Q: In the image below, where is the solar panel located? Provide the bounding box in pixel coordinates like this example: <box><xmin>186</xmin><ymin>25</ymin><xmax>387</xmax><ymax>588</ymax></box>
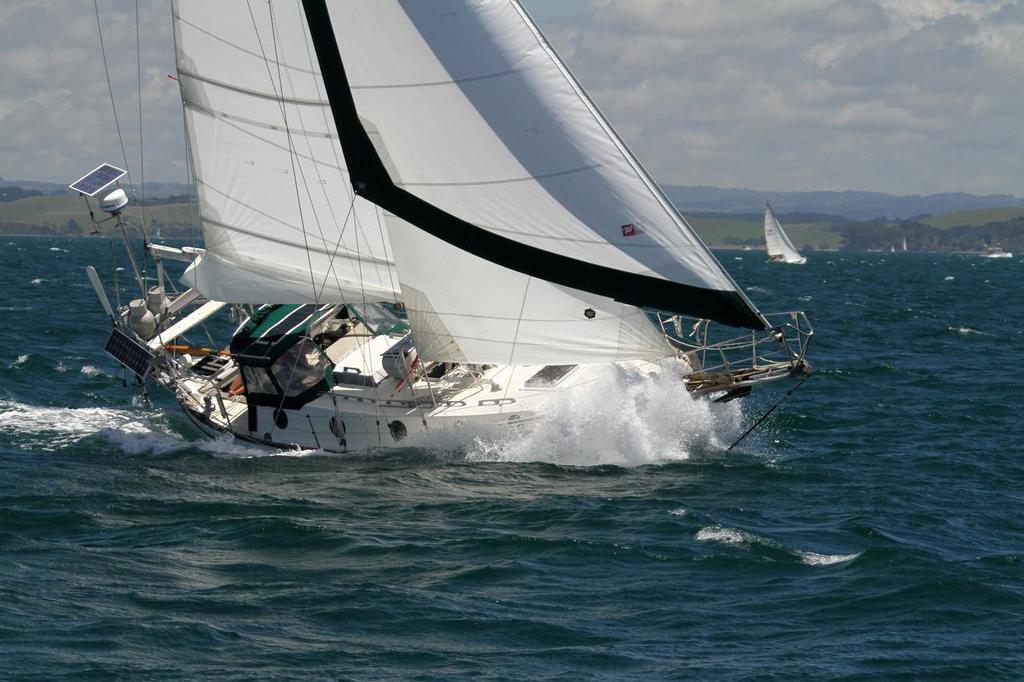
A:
<box><xmin>69</xmin><ymin>163</ymin><xmax>126</xmax><ymax>196</ymax></box>
<box><xmin>105</xmin><ymin>328</ymin><xmax>155</xmax><ymax>378</ymax></box>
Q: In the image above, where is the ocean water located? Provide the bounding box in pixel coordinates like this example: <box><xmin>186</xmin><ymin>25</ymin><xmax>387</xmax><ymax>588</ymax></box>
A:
<box><xmin>2</xmin><ymin>236</ymin><xmax>1023</xmax><ymax>679</ymax></box>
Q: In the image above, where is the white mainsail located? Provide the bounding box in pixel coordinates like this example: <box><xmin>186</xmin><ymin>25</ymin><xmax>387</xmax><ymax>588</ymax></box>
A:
<box><xmin>764</xmin><ymin>204</ymin><xmax>806</xmax><ymax>264</ymax></box>
<box><xmin>173</xmin><ymin>2</ymin><xmax>399</xmax><ymax>304</ymax></box>
<box><xmin>173</xmin><ymin>1</ymin><xmax>767</xmax><ymax>365</ymax></box>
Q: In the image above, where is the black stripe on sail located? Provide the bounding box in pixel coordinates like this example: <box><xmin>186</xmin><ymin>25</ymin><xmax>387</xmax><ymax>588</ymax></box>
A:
<box><xmin>301</xmin><ymin>0</ymin><xmax>765</xmax><ymax>330</ymax></box>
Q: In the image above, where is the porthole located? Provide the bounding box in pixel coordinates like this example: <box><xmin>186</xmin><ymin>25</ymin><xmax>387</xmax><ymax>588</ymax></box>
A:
<box><xmin>388</xmin><ymin>420</ymin><xmax>407</xmax><ymax>442</ymax></box>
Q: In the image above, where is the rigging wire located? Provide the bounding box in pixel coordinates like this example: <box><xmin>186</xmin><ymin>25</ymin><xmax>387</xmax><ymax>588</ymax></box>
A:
<box><xmin>135</xmin><ymin>0</ymin><xmax>147</xmax><ymax>236</ymax></box>
<box><xmin>248</xmin><ymin>0</ymin><xmax>317</xmax><ymax>440</ymax></box>
<box><xmin>726</xmin><ymin>375</ymin><xmax>809</xmax><ymax>452</ymax></box>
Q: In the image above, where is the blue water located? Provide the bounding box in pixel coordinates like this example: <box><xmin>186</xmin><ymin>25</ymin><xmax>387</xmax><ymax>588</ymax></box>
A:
<box><xmin>2</xmin><ymin>237</ymin><xmax>1023</xmax><ymax>679</ymax></box>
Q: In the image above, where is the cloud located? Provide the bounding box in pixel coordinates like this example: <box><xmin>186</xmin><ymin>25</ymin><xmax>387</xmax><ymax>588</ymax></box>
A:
<box><xmin>0</xmin><ymin>0</ymin><xmax>182</xmax><ymax>185</ymax></box>
<box><xmin>536</xmin><ymin>0</ymin><xmax>1024</xmax><ymax>194</ymax></box>
<box><xmin>0</xmin><ymin>0</ymin><xmax>1021</xmax><ymax>196</ymax></box>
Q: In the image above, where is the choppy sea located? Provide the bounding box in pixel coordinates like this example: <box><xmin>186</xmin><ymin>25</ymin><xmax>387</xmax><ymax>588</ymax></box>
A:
<box><xmin>2</xmin><ymin>236</ymin><xmax>1023</xmax><ymax>679</ymax></box>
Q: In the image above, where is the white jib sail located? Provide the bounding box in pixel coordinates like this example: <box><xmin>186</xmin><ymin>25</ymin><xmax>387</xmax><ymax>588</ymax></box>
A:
<box><xmin>325</xmin><ymin>0</ymin><xmax>761</xmax><ymax>362</ymax></box>
<box><xmin>764</xmin><ymin>205</ymin><xmax>806</xmax><ymax>264</ymax></box>
<box><xmin>173</xmin><ymin>2</ymin><xmax>400</xmax><ymax>304</ymax></box>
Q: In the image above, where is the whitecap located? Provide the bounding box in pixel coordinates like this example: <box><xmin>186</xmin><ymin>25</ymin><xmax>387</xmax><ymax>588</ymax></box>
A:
<box><xmin>54</xmin><ymin>362</ymin><xmax>69</xmax><ymax>373</ymax></box>
<box><xmin>944</xmin><ymin>276</ymin><xmax>955</xmax><ymax>281</ymax></box>
<box><xmin>949</xmin><ymin>325</ymin><xmax>987</xmax><ymax>336</ymax></box>
<box><xmin>695</xmin><ymin>525</ymin><xmax>760</xmax><ymax>545</ymax></box>
<box><xmin>0</xmin><ymin>399</ymin><xmax>182</xmax><ymax>454</ymax></box>
<box><xmin>696</xmin><ymin>523</ymin><xmax>861</xmax><ymax>567</ymax></box>
<box><xmin>11</xmin><ymin>354</ymin><xmax>29</xmax><ymax>367</ymax></box>
<box><xmin>746</xmin><ymin>286</ymin><xmax>771</xmax><ymax>295</ymax></box>
<box><xmin>80</xmin><ymin>364</ymin><xmax>111</xmax><ymax>378</ymax></box>
<box><xmin>796</xmin><ymin>550</ymin><xmax>861</xmax><ymax>566</ymax></box>
<box><xmin>669</xmin><ymin>507</ymin><xmax>688</xmax><ymax>517</ymax></box>
<box><xmin>407</xmin><ymin>360</ymin><xmax>743</xmax><ymax>467</ymax></box>
<box><xmin>30</xmin><ymin>278</ymin><xmax>44</xmax><ymax>285</ymax></box>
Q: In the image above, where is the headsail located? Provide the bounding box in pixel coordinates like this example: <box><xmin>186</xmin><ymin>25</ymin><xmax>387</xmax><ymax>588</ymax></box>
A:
<box><xmin>764</xmin><ymin>204</ymin><xmax>807</xmax><ymax>264</ymax></box>
<box><xmin>301</xmin><ymin>0</ymin><xmax>765</xmax><ymax>331</ymax></box>
<box><xmin>172</xmin><ymin>2</ymin><xmax>399</xmax><ymax>304</ymax></box>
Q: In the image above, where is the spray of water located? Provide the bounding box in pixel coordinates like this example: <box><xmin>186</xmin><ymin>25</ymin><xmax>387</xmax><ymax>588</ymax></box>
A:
<box><xmin>408</xmin><ymin>361</ymin><xmax>744</xmax><ymax>466</ymax></box>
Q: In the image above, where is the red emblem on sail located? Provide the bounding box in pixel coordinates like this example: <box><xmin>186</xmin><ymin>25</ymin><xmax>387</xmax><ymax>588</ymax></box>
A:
<box><xmin>621</xmin><ymin>223</ymin><xmax>642</xmax><ymax>237</ymax></box>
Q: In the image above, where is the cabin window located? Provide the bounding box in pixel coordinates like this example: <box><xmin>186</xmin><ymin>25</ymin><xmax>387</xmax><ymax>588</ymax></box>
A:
<box><xmin>269</xmin><ymin>337</ymin><xmax>332</xmax><ymax>398</ymax></box>
<box><xmin>525</xmin><ymin>365</ymin><xmax>577</xmax><ymax>387</ymax></box>
<box><xmin>240</xmin><ymin>366</ymin><xmax>276</xmax><ymax>396</ymax></box>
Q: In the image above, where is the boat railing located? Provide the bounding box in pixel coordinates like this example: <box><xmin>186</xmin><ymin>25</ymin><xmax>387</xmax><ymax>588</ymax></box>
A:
<box><xmin>655</xmin><ymin>311</ymin><xmax>813</xmax><ymax>397</ymax></box>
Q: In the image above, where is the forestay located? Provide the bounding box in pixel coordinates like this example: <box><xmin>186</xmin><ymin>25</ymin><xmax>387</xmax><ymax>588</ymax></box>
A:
<box><xmin>172</xmin><ymin>2</ymin><xmax>399</xmax><ymax>304</ymax></box>
<box><xmin>764</xmin><ymin>204</ymin><xmax>806</xmax><ymax>264</ymax></box>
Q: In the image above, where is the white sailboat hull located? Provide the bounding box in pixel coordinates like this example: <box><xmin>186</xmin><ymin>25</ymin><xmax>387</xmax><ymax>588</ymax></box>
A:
<box><xmin>168</xmin><ymin>355</ymin><xmax>686</xmax><ymax>452</ymax></box>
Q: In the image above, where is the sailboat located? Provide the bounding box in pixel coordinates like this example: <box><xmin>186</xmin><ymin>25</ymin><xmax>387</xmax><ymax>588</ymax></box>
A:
<box><xmin>75</xmin><ymin>1</ymin><xmax>811</xmax><ymax>452</ymax></box>
<box><xmin>763</xmin><ymin>203</ymin><xmax>807</xmax><ymax>264</ymax></box>
<box><xmin>901</xmin><ymin>236</ymin><xmax>908</xmax><ymax>252</ymax></box>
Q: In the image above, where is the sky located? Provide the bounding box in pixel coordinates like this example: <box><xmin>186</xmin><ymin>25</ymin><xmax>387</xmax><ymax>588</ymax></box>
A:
<box><xmin>0</xmin><ymin>0</ymin><xmax>1022</xmax><ymax>196</ymax></box>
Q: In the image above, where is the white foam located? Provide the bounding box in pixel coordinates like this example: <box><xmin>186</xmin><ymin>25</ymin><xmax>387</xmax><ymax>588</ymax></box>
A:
<box><xmin>409</xmin><ymin>361</ymin><xmax>742</xmax><ymax>467</ymax></box>
<box><xmin>944</xmin><ymin>276</ymin><xmax>956</xmax><ymax>281</ymax></box>
<box><xmin>696</xmin><ymin>523</ymin><xmax>862</xmax><ymax>566</ymax></box>
<box><xmin>0</xmin><ymin>399</ymin><xmax>182</xmax><ymax>454</ymax></box>
<box><xmin>54</xmin><ymin>362</ymin><xmax>69</xmax><ymax>373</ymax></box>
<box><xmin>12</xmin><ymin>354</ymin><xmax>29</xmax><ymax>367</ymax></box>
<box><xmin>195</xmin><ymin>434</ymin><xmax>319</xmax><ymax>459</ymax></box>
<box><xmin>695</xmin><ymin>525</ymin><xmax>760</xmax><ymax>545</ymax></box>
<box><xmin>80</xmin><ymin>364</ymin><xmax>112</xmax><ymax>378</ymax></box>
<box><xmin>949</xmin><ymin>325</ymin><xmax>987</xmax><ymax>336</ymax></box>
<box><xmin>796</xmin><ymin>550</ymin><xmax>861</xmax><ymax>566</ymax></box>
<box><xmin>669</xmin><ymin>507</ymin><xmax>688</xmax><ymax>517</ymax></box>
<box><xmin>30</xmin><ymin>278</ymin><xmax>44</xmax><ymax>285</ymax></box>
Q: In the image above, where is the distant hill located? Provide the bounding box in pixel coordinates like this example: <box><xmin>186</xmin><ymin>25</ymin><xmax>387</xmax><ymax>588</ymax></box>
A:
<box><xmin>1</xmin><ymin>179</ymin><xmax>1022</xmax><ymax>253</ymax></box>
<box><xmin>664</xmin><ymin>185</ymin><xmax>1024</xmax><ymax>221</ymax></box>
<box><xmin>0</xmin><ymin>177</ymin><xmax>193</xmax><ymax>199</ymax></box>
<box><xmin>0</xmin><ymin>194</ymin><xmax>197</xmax><ymax>237</ymax></box>
<box><xmin>922</xmin><ymin>207</ymin><xmax>1024</xmax><ymax>229</ymax></box>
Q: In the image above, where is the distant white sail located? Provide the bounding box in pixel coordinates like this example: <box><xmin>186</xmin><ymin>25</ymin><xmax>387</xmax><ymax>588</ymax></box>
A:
<box><xmin>764</xmin><ymin>204</ymin><xmax>806</xmax><ymax>264</ymax></box>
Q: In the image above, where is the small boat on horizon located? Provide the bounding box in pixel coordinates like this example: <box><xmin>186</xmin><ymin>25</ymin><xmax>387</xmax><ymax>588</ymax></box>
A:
<box><xmin>764</xmin><ymin>203</ymin><xmax>807</xmax><ymax>264</ymax></box>
<box><xmin>981</xmin><ymin>245</ymin><xmax>1013</xmax><ymax>258</ymax></box>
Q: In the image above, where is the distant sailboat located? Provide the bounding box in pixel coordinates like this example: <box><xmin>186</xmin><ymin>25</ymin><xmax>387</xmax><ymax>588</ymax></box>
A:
<box><xmin>901</xmin><ymin>236</ymin><xmax>908</xmax><ymax>252</ymax></box>
<box><xmin>981</xmin><ymin>244</ymin><xmax>1013</xmax><ymax>258</ymax></box>
<box><xmin>764</xmin><ymin>203</ymin><xmax>807</xmax><ymax>264</ymax></box>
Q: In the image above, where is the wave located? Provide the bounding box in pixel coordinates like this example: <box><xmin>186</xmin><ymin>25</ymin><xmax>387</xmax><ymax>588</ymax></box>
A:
<box><xmin>407</xmin><ymin>361</ymin><xmax>743</xmax><ymax>467</ymax></box>
<box><xmin>0</xmin><ymin>399</ymin><xmax>183</xmax><ymax>454</ymax></box>
<box><xmin>948</xmin><ymin>325</ymin><xmax>988</xmax><ymax>336</ymax></box>
<box><xmin>695</xmin><ymin>524</ymin><xmax>861</xmax><ymax>567</ymax></box>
